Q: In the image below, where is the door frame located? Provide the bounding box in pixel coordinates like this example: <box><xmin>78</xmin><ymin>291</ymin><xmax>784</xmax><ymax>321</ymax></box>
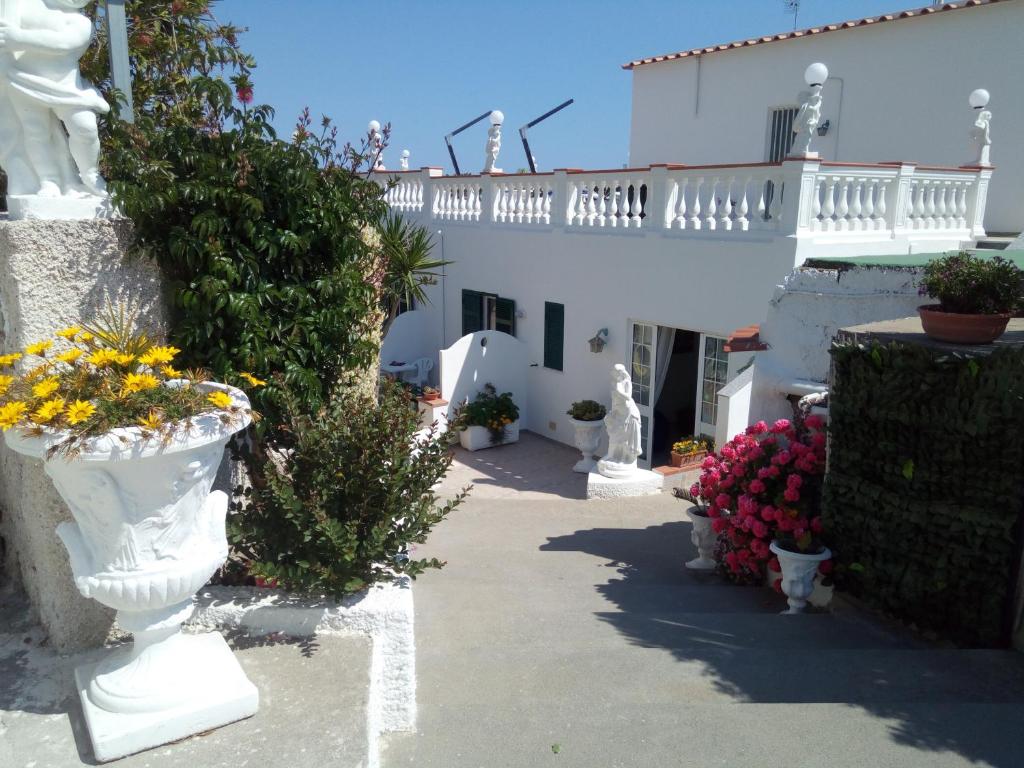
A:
<box><xmin>627</xmin><ymin>319</ymin><xmax>658</xmax><ymax>468</ymax></box>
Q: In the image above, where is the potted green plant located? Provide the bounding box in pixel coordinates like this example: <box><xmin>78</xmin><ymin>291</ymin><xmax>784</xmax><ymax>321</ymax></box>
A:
<box><xmin>670</xmin><ymin>436</ymin><xmax>712</xmax><ymax>470</ymax></box>
<box><xmin>451</xmin><ymin>383</ymin><xmax>520</xmax><ymax>451</ymax></box>
<box><xmin>421</xmin><ymin>386</ymin><xmax>442</xmax><ymax>403</ymax></box>
<box><xmin>917</xmin><ymin>251</ymin><xmax>1023</xmax><ymax>344</ymax></box>
<box><xmin>566</xmin><ymin>400</ymin><xmax>607</xmax><ymax>473</ymax></box>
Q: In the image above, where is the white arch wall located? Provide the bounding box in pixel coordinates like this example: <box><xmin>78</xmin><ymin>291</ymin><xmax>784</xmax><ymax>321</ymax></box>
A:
<box><xmin>380</xmin><ymin>309</ymin><xmax>443</xmax><ymax>386</ymax></box>
<box><xmin>440</xmin><ymin>331</ymin><xmax>529</xmax><ymax>428</ymax></box>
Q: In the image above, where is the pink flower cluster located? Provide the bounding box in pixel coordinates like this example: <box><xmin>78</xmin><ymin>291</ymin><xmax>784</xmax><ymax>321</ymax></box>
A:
<box><xmin>691</xmin><ymin>416</ymin><xmax>829</xmax><ymax>583</ymax></box>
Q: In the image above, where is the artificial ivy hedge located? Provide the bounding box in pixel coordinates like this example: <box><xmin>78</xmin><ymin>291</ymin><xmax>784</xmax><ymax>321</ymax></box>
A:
<box><xmin>823</xmin><ymin>338</ymin><xmax>1024</xmax><ymax>646</ymax></box>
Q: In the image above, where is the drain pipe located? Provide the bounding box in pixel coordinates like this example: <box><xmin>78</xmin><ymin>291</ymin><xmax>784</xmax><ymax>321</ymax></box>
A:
<box><xmin>438</xmin><ymin>228</ymin><xmax>446</xmax><ymax>348</ymax></box>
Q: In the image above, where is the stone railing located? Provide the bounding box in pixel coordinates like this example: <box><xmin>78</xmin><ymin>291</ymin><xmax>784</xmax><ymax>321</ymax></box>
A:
<box><xmin>373</xmin><ymin>158</ymin><xmax>991</xmax><ymax>245</ymax></box>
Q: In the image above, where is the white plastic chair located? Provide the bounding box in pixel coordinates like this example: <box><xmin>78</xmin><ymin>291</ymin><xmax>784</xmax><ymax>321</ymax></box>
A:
<box><xmin>410</xmin><ymin>357</ymin><xmax>434</xmax><ymax>386</ymax></box>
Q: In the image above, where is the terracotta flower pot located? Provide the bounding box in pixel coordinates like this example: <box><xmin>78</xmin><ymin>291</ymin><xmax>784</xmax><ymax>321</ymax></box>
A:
<box><xmin>670</xmin><ymin>449</ymin><xmax>707</xmax><ymax>470</ymax></box>
<box><xmin>918</xmin><ymin>304</ymin><xmax>1011</xmax><ymax>344</ymax></box>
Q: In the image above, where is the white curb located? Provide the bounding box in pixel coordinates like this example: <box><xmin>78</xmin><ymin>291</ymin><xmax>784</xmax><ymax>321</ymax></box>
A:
<box><xmin>189</xmin><ymin>577</ymin><xmax>416</xmax><ymax>768</ymax></box>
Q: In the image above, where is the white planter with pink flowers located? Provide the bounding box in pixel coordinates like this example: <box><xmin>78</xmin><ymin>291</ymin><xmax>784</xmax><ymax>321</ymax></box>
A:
<box><xmin>770</xmin><ymin>541</ymin><xmax>832</xmax><ymax>614</ymax></box>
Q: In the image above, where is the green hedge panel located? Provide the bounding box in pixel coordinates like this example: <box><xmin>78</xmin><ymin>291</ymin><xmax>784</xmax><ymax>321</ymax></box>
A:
<box><xmin>823</xmin><ymin>339</ymin><xmax>1024</xmax><ymax>646</ymax></box>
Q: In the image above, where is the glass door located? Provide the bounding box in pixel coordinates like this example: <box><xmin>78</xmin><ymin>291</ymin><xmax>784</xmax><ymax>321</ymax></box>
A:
<box><xmin>629</xmin><ymin>321</ymin><xmax>657</xmax><ymax>468</ymax></box>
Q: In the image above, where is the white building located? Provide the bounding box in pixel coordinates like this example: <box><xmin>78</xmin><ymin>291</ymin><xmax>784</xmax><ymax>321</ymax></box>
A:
<box><xmin>376</xmin><ymin>1</ymin><xmax>1004</xmax><ymax>469</ymax></box>
<box><xmin>626</xmin><ymin>0</ymin><xmax>1022</xmax><ymax>235</ymax></box>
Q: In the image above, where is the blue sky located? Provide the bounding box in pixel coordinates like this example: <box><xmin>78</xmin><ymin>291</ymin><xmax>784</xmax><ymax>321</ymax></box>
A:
<box><xmin>217</xmin><ymin>0</ymin><xmax>924</xmax><ymax>173</ymax></box>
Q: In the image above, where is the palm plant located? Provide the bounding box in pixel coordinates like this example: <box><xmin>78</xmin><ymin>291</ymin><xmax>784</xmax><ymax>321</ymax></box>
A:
<box><xmin>379</xmin><ymin>212</ymin><xmax>450</xmax><ymax>335</ymax></box>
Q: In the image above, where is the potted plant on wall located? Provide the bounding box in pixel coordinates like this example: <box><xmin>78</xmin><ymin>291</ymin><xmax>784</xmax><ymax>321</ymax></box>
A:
<box><xmin>452</xmin><ymin>383</ymin><xmax>520</xmax><ymax>451</ymax></box>
<box><xmin>567</xmin><ymin>400</ymin><xmax>607</xmax><ymax>473</ymax></box>
<box><xmin>670</xmin><ymin>436</ymin><xmax>713</xmax><ymax>470</ymax></box>
<box><xmin>0</xmin><ymin>310</ymin><xmax>258</xmax><ymax>725</ymax></box>
<box><xmin>421</xmin><ymin>386</ymin><xmax>442</xmax><ymax>403</ymax></box>
<box><xmin>917</xmin><ymin>251</ymin><xmax>1023</xmax><ymax>344</ymax></box>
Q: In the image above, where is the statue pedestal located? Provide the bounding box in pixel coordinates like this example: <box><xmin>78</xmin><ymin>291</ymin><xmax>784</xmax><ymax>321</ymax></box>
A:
<box><xmin>586</xmin><ymin>469</ymin><xmax>664</xmax><ymax>500</ymax></box>
<box><xmin>7</xmin><ymin>194</ymin><xmax>116</xmax><ymax>222</ymax></box>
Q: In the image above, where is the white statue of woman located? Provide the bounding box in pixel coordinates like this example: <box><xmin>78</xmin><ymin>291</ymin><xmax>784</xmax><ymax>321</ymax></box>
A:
<box><xmin>597</xmin><ymin>364</ymin><xmax>643</xmax><ymax>479</ymax></box>
<box><xmin>483</xmin><ymin>110</ymin><xmax>502</xmax><ymax>174</ymax></box>
<box><xmin>0</xmin><ymin>0</ymin><xmax>110</xmax><ymax>202</ymax></box>
<box><xmin>971</xmin><ymin>108</ymin><xmax>992</xmax><ymax>166</ymax></box>
<box><xmin>791</xmin><ymin>86</ymin><xmax>823</xmax><ymax>157</ymax></box>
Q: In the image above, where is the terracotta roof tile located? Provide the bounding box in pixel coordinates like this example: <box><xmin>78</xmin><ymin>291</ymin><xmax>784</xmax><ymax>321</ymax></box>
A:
<box><xmin>623</xmin><ymin>0</ymin><xmax>1009</xmax><ymax>69</ymax></box>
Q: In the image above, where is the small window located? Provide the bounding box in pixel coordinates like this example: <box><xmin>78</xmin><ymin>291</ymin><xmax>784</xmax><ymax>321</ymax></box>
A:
<box><xmin>700</xmin><ymin>335</ymin><xmax>728</xmax><ymax>426</ymax></box>
<box><xmin>462</xmin><ymin>289</ymin><xmax>516</xmax><ymax>337</ymax></box>
<box><xmin>543</xmin><ymin>302</ymin><xmax>564</xmax><ymax>371</ymax></box>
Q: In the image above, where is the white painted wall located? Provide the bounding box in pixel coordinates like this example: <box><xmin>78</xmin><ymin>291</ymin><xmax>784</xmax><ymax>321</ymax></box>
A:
<box><xmin>415</xmin><ymin>223</ymin><xmax>800</xmax><ymax>449</ymax></box>
<box><xmin>628</xmin><ymin>1</ymin><xmax>1024</xmax><ymax>233</ymax></box>
<box><xmin>439</xmin><ymin>330</ymin><xmax>529</xmax><ymax>429</ymax></box>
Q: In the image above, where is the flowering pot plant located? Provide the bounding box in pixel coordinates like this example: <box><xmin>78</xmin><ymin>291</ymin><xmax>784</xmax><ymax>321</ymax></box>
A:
<box><xmin>917</xmin><ymin>252</ymin><xmax>1023</xmax><ymax>344</ymax></box>
<box><xmin>422</xmin><ymin>386</ymin><xmax>442</xmax><ymax>402</ymax></box>
<box><xmin>692</xmin><ymin>416</ymin><xmax>831</xmax><ymax>590</ymax></box>
<box><xmin>451</xmin><ymin>383</ymin><xmax>519</xmax><ymax>447</ymax></box>
<box><xmin>567</xmin><ymin>400</ymin><xmax>606</xmax><ymax>473</ymax></box>
<box><xmin>1</xmin><ymin>310</ymin><xmax>263</xmax><ymax>731</ymax></box>
<box><xmin>670</xmin><ymin>435</ymin><xmax>712</xmax><ymax>469</ymax></box>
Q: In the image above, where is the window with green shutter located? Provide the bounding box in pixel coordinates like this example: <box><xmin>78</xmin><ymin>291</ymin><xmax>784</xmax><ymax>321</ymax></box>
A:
<box><xmin>495</xmin><ymin>297</ymin><xmax>516</xmax><ymax>336</ymax></box>
<box><xmin>462</xmin><ymin>290</ymin><xmax>483</xmax><ymax>336</ymax></box>
<box><xmin>543</xmin><ymin>302</ymin><xmax>564</xmax><ymax>371</ymax></box>
<box><xmin>463</xmin><ymin>290</ymin><xmax>517</xmax><ymax>337</ymax></box>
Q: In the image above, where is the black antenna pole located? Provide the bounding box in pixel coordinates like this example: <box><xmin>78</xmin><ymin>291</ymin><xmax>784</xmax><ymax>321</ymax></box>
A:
<box><xmin>519</xmin><ymin>98</ymin><xmax>574</xmax><ymax>173</ymax></box>
<box><xmin>444</xmin><ymin>110</ymin><xmax>492</xmax><ymax>175</ymax></box>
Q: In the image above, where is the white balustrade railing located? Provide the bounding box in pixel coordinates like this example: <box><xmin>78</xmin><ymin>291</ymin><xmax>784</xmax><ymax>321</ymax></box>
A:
<box><xmin>374</xmin><ymin>160</ymin><xmax>990</xmax><ymax>244</ymax></box>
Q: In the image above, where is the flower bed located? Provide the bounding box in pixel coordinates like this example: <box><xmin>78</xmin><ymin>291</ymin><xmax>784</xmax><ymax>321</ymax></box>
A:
<box><xmin>670</xmin><ymin>436</ymin><xmax>712</xmax><ymax>470</ymax></box>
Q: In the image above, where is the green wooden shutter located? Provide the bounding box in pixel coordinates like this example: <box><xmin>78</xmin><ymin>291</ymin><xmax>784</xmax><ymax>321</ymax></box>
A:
<box><xmin>495</xmin><ymin>297</ymin><xmax>516</xmax><ymax>336</ymax></box>
<box><xmin>462</xmin><ymin>290</ymin><xmax>482</xmax><ymax>335</ymax></box>
<box><xmin>543</xmin><ymin>302</ymin><xmax>564</xmax><ymax>371</ymax></box>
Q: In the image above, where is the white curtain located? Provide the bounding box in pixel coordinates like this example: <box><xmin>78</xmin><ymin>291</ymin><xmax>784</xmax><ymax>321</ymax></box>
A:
<box><xmin>653</xmin><ymin>326</ymin><xmax>676</xmax><ymax>404</ymax></box>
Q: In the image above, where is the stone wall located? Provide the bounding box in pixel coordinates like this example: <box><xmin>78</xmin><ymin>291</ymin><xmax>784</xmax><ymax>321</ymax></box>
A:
<box><xmin>0</xmin><ymin>219</ymin><xmax>166</xmax><ymax>650</ymax></box>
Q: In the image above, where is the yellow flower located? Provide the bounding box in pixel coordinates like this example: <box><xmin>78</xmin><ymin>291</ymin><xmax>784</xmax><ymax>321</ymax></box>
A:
<box><xmin>0</xmin><ymin>375</ymin><xmax>12</xmax><ymax>395</ymax></box>
<box><xmin>86</xmin><ymin>349</ymin><xmax>119</xmax><ymax>368</ymax></box>
<box><xmin>23</xmin><ymin>364</ymin><xmax>51</xmax><ymax>381</ymax></box>
<box><xmin>32</xmin><ymin>398</ymin><xmax>65</xmax><ymax>425</ymax></box>
<box><xmin>78</xmin><ymin>332</ymin><xmax>94</xmax><ymax>343</ymax></box>
<box><xmin>0</xmin><ymin>353</ymin><xmax>22</xmax><ymax>368</ymax></box>
<box><xmin>161</xmin><ymin>365</ymin><xmax>183</xmax><ymax>379</ymax></box>
<box><xmin>114</xmin><ymin>353</ymin><xmax>136</xmax><ymax>366</ymax></box>
<box><xmin>0</xmin><ymin>401</ymin><xmax>28</xmax><ymax>430</ymax></box>
<box><xmin>239</xmin><ymin>372</ymin><xmax>267</xmax><ymax>387</ymax></box>
<box><xmin>138</xmin><ymin>410</ymin><xmax>163</xmax><ymax>430</ymax></box>
<box><xmin>32</xmin><ymin>377</ymin><xmax>61</xmax><ymax>400</ymax></box>
<box><xmin>24</xmin><ymin>340</ymin><xmax>52</xmax><ymax>357</ymax></box>
<box><xmin>55</xmin><ymin>348</ymin><xmax>84</xmax><ymax>365</ymax></box>
<box><xmin>207</xmin><ymin>391</ymin><xmax>234</xmax><ymax>410</ymax></box>
<box><xmin>138</xmin><ymin>346</ymin><xmax>180</xmax><ymax>367</ymax></box>
<box><xmin>55</xmin><ymin>326</ymin><xmax>82</xmax><ymax>340</ymax></box>
<box><xmin>122</xmin><ymin>372</ymin><xmax>160</xmax><ymax>394</ymax></box>
<box><xmin>66</xmin><ymin>400</ymin><xmax>96</xmax><ymax>425</ymax></box>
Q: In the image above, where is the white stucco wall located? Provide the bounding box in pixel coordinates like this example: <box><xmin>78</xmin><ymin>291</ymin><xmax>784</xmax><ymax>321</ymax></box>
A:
<box><xmin>414</xmin><ymin>223</ymin><xmax>800</xmax><ymax>449</ymax></box>
<box><xmin>380</xmin><ymin>309</ymin><xmax>443</xmax><ymax>386</ymax></box>
<box><xmin>627</xmin><ymin>1</ymin><xmax>1024</xmax><ymax>233</ymax></box>
<box><xmin>439</xmin><ymin>330</ymin><xmax>529</xmax><ymax>428</ymax></box>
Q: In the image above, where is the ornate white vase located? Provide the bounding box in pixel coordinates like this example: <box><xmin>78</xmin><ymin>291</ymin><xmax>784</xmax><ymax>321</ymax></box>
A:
<box><xmin>4</xmin><ymin>382</ymin><xmax>257</xmax><ymax>762</ymax></box>
<box><xmin>569</xmin><ymin>418</ymin><xmax>603</xmax><ymax>473</ymax></box>
<box><xmin>769</xmin><ymin>541</ymin><xmax>832</xmax><ymax>615</ymax></box>
<box><xmin>685</xmin><ymin>508</ymin><xmax>717</xmax><ymax>570</ymax></box>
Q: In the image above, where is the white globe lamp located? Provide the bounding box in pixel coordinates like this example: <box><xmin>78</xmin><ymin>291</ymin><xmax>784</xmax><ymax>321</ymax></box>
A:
<box><xmin>969</xmin><ymin>88</ymin><xmax>990</xmax><ymax>109</ymax></box>
<box><xmin>489</xmin><ymin>110</ymin><xmax>504</xmax><ymax>126</ymax></box>
<box><xmin>804</xmin><ymin>62</ymin><xmax>828</xmax><ymax>87</ymax></box>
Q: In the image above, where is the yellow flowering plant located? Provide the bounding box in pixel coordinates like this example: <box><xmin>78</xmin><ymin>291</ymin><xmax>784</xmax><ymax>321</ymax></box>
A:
<box><xmin>0</xmin><ymin>307</ymin><xmax>255</xmax><ymax>452</ymax></box>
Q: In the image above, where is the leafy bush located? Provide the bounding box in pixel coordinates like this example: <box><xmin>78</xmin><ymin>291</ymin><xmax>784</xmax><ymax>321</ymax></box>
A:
<box><xmin>824</xmin><ymin>339</ymin><xmax>1024</xmax><ymax>646</ymax></box>
<box><xmin>692</xmin><ymin>417</ymin><xmax>829</xmax><ymax>585</ymax></box>
<box><xmin>452</xmin><ymin>384</ymin><xmax>519</xmax><ymax>444</ymax></box>
<box><xmin>919</xmin><ymin>251</ymin><xmax>1023</xmax><ymax>314</ymax></box>
<box><xmin>567</xmin><ymin>399</ymin><xmax>606</xmax><ymax>421</ymax></box>
<box><xmin>230</xmin><ymin>380</ymin><xmax>468</xmax><ymax>595</ymax></box>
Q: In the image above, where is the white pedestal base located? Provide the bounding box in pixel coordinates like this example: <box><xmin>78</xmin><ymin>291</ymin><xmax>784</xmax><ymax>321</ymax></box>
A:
<box><xmin>7</xmin><ymin>193</ymin><xmax>116</xmax><ymax>221</ymax></box>
<box><xmin>586</xmin><ymin>468</ymin><xmax>664</xmax><ymax>500</ymax></box>
<box><xmin>573</xmin><ymin>456</ymin><xmax>597</xmax><ymax>473</ymax></box>
<box><xmin>77</xmin><ymin>632</ymin><xmax>258</xmax><ymax>763</ymax></box>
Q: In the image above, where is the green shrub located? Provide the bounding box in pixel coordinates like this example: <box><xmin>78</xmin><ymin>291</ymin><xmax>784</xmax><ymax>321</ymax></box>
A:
<box><xmin>567</xmin><ymin>400</ymin><xmax>606</xmax><ymax>421</ymax></box>
<box><xmin>824</xmin><ymin>339</ymin><xmax>1024</xmax><ymax>646</ymax></box>
<box><xmin>230</xmin><ymin>380</ymin><xmax>469</xmax><ymax>595</ymax></box>
<box><xmin>919</xmin><ymin>251</ymin><xmax>1023</xmax><ymax>314</ymax></box>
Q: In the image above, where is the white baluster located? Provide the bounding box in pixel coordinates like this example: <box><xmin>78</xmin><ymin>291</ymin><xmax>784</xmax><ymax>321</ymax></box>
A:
<box><xmin>595</xmin><ymin>183</ymin><xmax>606</xmax><ymax>227</ymax></box>
<box><xmin>690</xmin><ymin>177</ymin><xmax>703</xmax><ymax>230</ymax></box>
<box><xmin>911</xmin><ymin>182</ymin><xmax>926</xmax><ymax>230</ymax></box>
<box><xmin>835</xmin><ymin>178</ymin><xmax>850</xmax><ymax>231</ymax></box>
<box><xmin>861</xmin><ymin>180</ymin><xmax>875</xmax><ymax>231</ymax></box>
<box><xmin>585</xmin><ymin>182</ymin><xmax>597</xmax><ymax>225</ymax></box>
<box><xmin>767</xmin><ymin>175</ymin><xmax>783</xmax><ymax>225</ymax></box>
<box><xmin>542</xmin><ymin>182</ymin><xmax>552</xmax><ymax>224</ymax></box>
<box><xmin>924</xmin><ymin>181</ymin><xmax>937</xmax><ymax>229</ymax></box>
<box><xmin>874</xmin><ymin>181</ymin><xmax>888</xmax><ymax>230</ymax></box>
<box><xmin>719</xmin><ymin>177</ymin><xmax>733</xmax><ymax>230</ymax></box>
<box><xmin>735</xmin><ymin>176</ymin><xmax>749</xmax><ymax>231</ymax></box>
<box><xmin>810</xmin><ymin>178</ymin><xmax>823</xmax><ymax>231</ymax></box>
<box><xmin>632</xmin><ymin>182</ymin><xmax>645</xmax><ymax>228</ymax></box>
<box><xmin>755</xmin><ymin>178</ymin><xmax>768</xmax><ymax>230</ymax></box>
<box><xmin>675</xmin><ymin>178</ymin><xmax>689</xmax><ymax>229</ymax></box>
<box><xmin>575</xmin><ymin>181</ymin><xmax>587</xmax><ymax>225</ymax></box>
<box><xmin>513</xmin><ymin>183</ymin><xmax>525</xmax><ymax>223</ymax></box>
<box><xmin>821</xmin><ymin>178</ymin><xmax>837</xmax><ymax>231</ymax></box>
<box><xmin>705</xmin><ymin>177</ymin><xmax>718</xmax><ymax>230</ymax></box>
<box><xmin>849</xmin><ymin>179</ymin><xmax>863</xmax><ymax>231</ymax></box>
<box><xmin>956</xmin><ymin>181</ymin><xmax>968</xmax><ymax>228</ymax></box>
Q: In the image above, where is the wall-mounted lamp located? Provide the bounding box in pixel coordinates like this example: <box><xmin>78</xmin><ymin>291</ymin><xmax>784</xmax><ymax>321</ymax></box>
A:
<box><xmin>816</xmin><ymin>119</ymin><xmax>831</xmax><ymax>137</ymax></box>
<box><xmin>588</xmin><ymin>329</ymin><xmax>609</xmax><ymax>353</ymax></box>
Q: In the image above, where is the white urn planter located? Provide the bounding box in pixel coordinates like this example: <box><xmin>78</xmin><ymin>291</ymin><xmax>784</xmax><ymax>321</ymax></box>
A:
<box><xmin>458</xmin><ymin>420</ymin><xmax>520</xmax><ymax>452</ymax></box>
<box><xmin>769</xmin><ymin>541</ymin><xmax>832</xmax><ymax>615</ymax></box>
<box><xmin>569</xmin><ymin>418</ymin><xmax>603</xmax><ymax>473</ymax></box>
<box><xmin>685</xmin><ymin>508</ymin><xmax>717</xmax><ymax>570</ymax></box>
<box><xmin>4</xmin><ymin>382</ymin><xmax>257</xmax><ymax>762</ymax></box>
